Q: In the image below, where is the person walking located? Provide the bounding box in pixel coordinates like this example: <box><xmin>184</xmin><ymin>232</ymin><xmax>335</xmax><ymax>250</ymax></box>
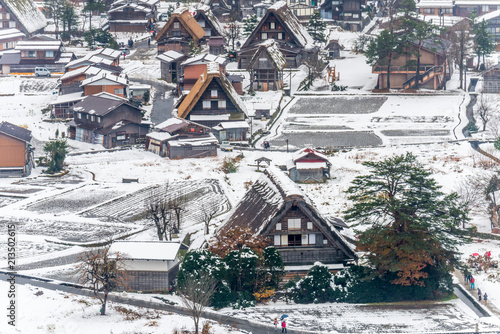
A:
<box><xmin>478</xmin><ymin>288</ymin><xmax>482</xmax><ymax>300</ymax></box>
<box><xmin>274</xmin><ymin>318</ymin><xmax>278</xmax><ymax>332</ymax></box>
<box><xmin>281</xmin><ymin>320</ymin><xmax>287</xmax><ymax>333</ymax></box>
<box><xmin>484</xmin><ymin>293</ymin><xmax>488</xmax><ymax>305</ymax></box>
<box><xmin>470</xmin><ymin>276</ymin><xmax>475</xmax><ymax>290</ymax></box>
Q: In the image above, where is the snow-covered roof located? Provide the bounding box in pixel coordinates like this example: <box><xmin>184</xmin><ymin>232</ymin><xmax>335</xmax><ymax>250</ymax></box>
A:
<box><xmin>249</xmin><ymin>39</ymin><xmax>286</xmax><ymax>70</ymax></box>
<box><xmin>90</xmin><ymin>48</ymin><xmax>122</xmax><ymax>60</ymax></box>
<box><xmin>81</xmin><ymin>73</ymin><xmax>128</xmax><ymax>86</ymax></box>
<box><xmin>156</xmin><ymin>50</ymin><xmax>186</xmax><ymax>63</ymax></box>
<box><xmin>109</xmin><ymin>241</ymin><xmax>181</xmax><ymax>261</ymax></box>
<box><xmin>296</xmin><ymin>162</ymin><xmax>328</xmax><ymax>170</ymax></box>
<box><xmin>50</xmin><ymin>92</ymin><xmax>84</xmax><ymax>105</ymax></box>
<box><xmin>60</xmin><ymin>65</ymin><xmax>113</xmax><ymax>81</ymax></box>
<box><xmin>146</xmin><ymin>131</ymin><xmax>175</xmax><ymax>141</ymax></box>
<box><xmin>181</xmin><ymin>53</ymin><xmax>228</xmax><ymax>66</ymax></box>
<box><xmin>66</xmin><ymin>54</ymin><xmax>115</xmax><ymax>69</ymax></box>
<box><xmin>293</xmin><ymin>147</ymin><xmax>329</xmax><ymax>162</ymax></box>
<box><xmin>0</xmin><ymin>28</ymin><xmax>25</xmax><ymax>40</ymax></box>
<box><xmin>242</xmin><ymin>1</ymin><xmax>315</xmax><ymax>50</ymax></box>
<box><xmin>3</xmin><ymin>0</ymin><xmax>47</xmax><ymax>34</ymax></box>
<box><xmin>15</xmin><ymin>40</ymin><xmax>62</xmax><ymax>51</ymax></box>
<box><xmin>195</xmin><ymin>4</ymin><xmax>226</xmax><ymax>37</ymax></box>
<box><xmin>478</xmin><ymin>9</ymin><xmax>500</xmax><ymax>22</ymax></box>
<box><xmin>155</xmin><ymin>117</ymin><xmax>186</xmax><ymax>130</ymax></box>
<box><xmin>108</xmin><ymin>3</ymin><xmax>152</xmax><ymax>13</ymax></box>
<box><xmin>212</xmin><ymin>121</ymin><xmax>249</xmax><ymax>130</ymax></box>
<box><xmin>168</xmin><ymin>133</ymin><xmax>218</xmax><ymax>147</ymax></box>
<box><xmin>415</xmin><ymin>0</ymin><xmax>454</xmax><ymax>8</ymax></box>
<box><xmin>156</xmin><ymin>7</ymin><xmax>205</xmax><ymax>43</ymax></box>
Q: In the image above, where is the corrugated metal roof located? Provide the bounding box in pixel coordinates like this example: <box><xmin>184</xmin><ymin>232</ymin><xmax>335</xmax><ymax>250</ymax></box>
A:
<box><xmin>0</xmin><ymin>121</ymin><xmax>32</xmax><ymax>143</ymax></box>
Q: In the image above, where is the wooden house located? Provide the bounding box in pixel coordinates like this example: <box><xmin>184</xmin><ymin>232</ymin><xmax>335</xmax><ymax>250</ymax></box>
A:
<box><xmin>0</xmin><ymin>122</ymin><xmax>34</xmax><ymax>177</ymax></box>
<box><xmin>179</xmin><ymin>53</ymin><xmax>228</xmax><ymax>91</ymax></box>
<box><xmin>146</xmin><ymin>118</ymin><xmax>217</xmax><ymax>158</ymax></box>
<box><xmin>238</xmin><ymin>1</ymin><xmax>318</xmax><ymax>70</ymax></box>
<box><xmin>0</xmin><ymin>28</ymin><xmax>24</xmax><ymax>52</ymax></box>
<box><xmin>285</xmin><ymin>0</ymin><xmax>317</xmax><ymax>22</ymax></box>
<box><xmin>0</xmin><ymin>0</ymin><xmax>46</xmax><ymax>36</ymax></box>
<box><xmin>198</xmin><ymin>0</ymin><xmax>233</xmax><ymax>23</ymax></box>
<box><xmin>155</xmin><ymin>7</ymin><xmax>206</xmax><ymax>55</ymax></box>
<box><xmin>68</xmin><ymin>93</ymin><xmax>149</xmax><ymax>148</ymax></box>
<box><xmin>50</xmin><ymin>92</ymin><xmax>84</xmax><ymax>119</ymax></box>
<box><xmin>156</xmin><ymin>50</ymin><xmax>188</xmax><ymax>83</ymax></box>
<box><xmin>59</xmin><ymin>65</ymin><xmax>116</xmax><ymax>95</ymax></box>
<box><xmin>482</xmin><ymin>64</ymin><xmax>500</xmax><ymax>93</ymax></box>
<box><xmin>287</xmin><ymin>147</ymin><xmax>331</xmax><ymax>183</ymax></box>
<box><xmin>222</xmin><ymin>167</ymin><xmax>357</xmax><ymax>274</ymax></box>
<box><xmin>320</xmin><ymin>0</ymin><xmax>366</xmax><ymax>31</ymax></box>
<box><xmin>248</xmin><ymin>39</ymin><xmax>286</xmax><ymax>91</ymax></box>
<box><xmin>372</xmin><ymin>38</ymin><xmax>451</xmax><ymax>90</ymax></box>
<box><xmin>109</xmin><ymin>241</ymin><xmax>185</xmax><ymax>292</ymax></box>
<box><xmin>176</xmin><ymin>62</ymin><xmax>247</xmax><ymax>128</ymax></box>
<box><xmin>194</xmin><ymin>5</ymin><xmax>226</xmax><ymax>40</ymax></box>
<box><xmin>81</xmin><ymin>73</ymin><xmax>129</xmax><ymax>98</ymax></box>
<box><xmin>0</xmin><ymin>36</ymin><xmax>76</xmax><ymax>74</ymax></box>
<box><xmin>325</xmin><ymin>39</ymin><xmax>344</xmax><ymax>59</ymax></box>
<box><xmin>65</xmin><ymin>48</ymin><xmax>122</xmax><ymax>71</ymax></box>
<box><xmin>212</xmin><ymin>121</ymin><xmax>249</xmax><ymax>142</ymax></box>
<box><xmin>107</xmin><ymin>0</ymin><xmax>158</xmax><ymax>33</ymax></box>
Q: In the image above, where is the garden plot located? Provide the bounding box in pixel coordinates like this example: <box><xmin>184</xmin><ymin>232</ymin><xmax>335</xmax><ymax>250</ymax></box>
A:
<box><xmin>0</xmin><ymin>217</ymin><xmax>138</xmax><ymax>243</ymax></box>
<box><xmin>81</xmin><ymin>179</ymin><xmax>229</xmax><ymax>224</ymax></box>
<box><xmin>270</xmin><ymin>131</ymin><xmax>383</xmax><ymax>150</ymax></box>
<box><xmin>289</xmin><ymin>96</ymin><xmax>388</xmax><ymax>115</ymax></box>
<box><xmin>0</xmin><ymin>195</ymin><xmax>24</xmax><ymax>207</ymax></box>
<box><xmin>15</xmin><ymin>169</ymin><xmax>90</xmax><ymax>187</ymax></box>
<box><xmin>19</xmin><ymin>78</ymin><xmax>59</xmax><ymax>93</ymax></box>
<box><xmin>0</xmin><ymin>234</ymin><xmax>70</xmax><ymax>263</ymax></box>
<box><xmin>25</xmin><ymin>183</ymin><xmax>140</xmax><ymax>214</ymax></box>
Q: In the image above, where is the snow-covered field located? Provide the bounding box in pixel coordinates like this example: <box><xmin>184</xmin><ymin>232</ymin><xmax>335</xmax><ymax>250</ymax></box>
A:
<box><xmin>2</xmin><ymin>28</ymin><xmax>500</xmax><ymax>333</ymax></box>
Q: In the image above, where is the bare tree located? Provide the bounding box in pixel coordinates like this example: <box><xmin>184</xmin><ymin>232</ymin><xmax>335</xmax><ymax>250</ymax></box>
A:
<box><xmin>169</xmin><ymin>191</ymin><xmax>187</xmax><ymax>233</ymax></box>
<box><xmin>178</xmin><ymin>273</ymin><xmax>218</xmax><ymax>334</ymax></box>
<box><xmin>76</xmin><ymin>246</ymin><xmax>127</xmax><ymax>315</ymax></box>
<box><xmin>201</xmin><ymin>198</ymin><xmax>220</xmax><ymax>235</ymax></box>
<box><xmin>476</xmin><ymin>93</ymin><xmax>496</xmax><ymax>131</ymax></box>
<box><xmin>454</xmin><ymin>172</ymin><xmax>491</xmax><ymax>211</ymax></box>
<box><xmin>487</xmin><ymin>113</ymin><xmax>500</xmax><ymax>137</ymax></box>
<box><xmin>223</xmin><ymin>16</ymin><xmax>240</xmax><ymax>52</ymax></box>
<box><xmin>146</xmin><ymin>184</ymin><xmax>174</xmax><ymax>241</ymax></box>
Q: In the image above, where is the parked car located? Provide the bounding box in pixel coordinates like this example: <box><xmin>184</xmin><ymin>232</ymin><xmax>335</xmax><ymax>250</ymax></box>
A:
<box><xmin>35</xmin><ymin>67</ymin><xmax>51</xmax><ymax>77</ymax></box>
<box><xmin>220</xmin><ymin>141</ymin><xmax>233</xmax><ymax>152</ymax></box>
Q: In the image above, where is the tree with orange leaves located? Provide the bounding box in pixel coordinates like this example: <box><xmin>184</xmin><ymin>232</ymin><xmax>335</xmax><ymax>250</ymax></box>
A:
<box><xmin>208</xmin><ymin>227</ymin><xmax>269</xmax><ymax>259</ymax></box>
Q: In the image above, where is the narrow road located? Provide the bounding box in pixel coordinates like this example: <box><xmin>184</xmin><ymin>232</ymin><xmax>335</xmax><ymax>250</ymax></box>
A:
<box><xmin>0</xmin><ymin>272</ymin><xmax>316</xmax><ymax>334</ymax></box>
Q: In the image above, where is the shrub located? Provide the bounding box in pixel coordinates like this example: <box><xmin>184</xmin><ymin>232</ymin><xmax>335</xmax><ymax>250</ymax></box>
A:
<box><xmin>291</xmin><ymin>264</ymin><xmax>337</xmax><ymax>304</ymax></box>
<box><xmin>465</xmin><ymin>121</ymin><xmax>478</xmax><ymax>134</ymax></box>
<box><xmin>221</xmin><ymin>157</ymin><xmax>239</xmax><ymax>174</ymax></box>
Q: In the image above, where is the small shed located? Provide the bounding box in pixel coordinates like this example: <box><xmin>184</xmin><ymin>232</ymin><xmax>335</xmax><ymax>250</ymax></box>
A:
<box><xmin>208</xmin><ymin>36</ymin><xmax>225</xmax><ymax>55</ymax></box>
<box><xmin>109</xmin><ymin>241</ymin><xmax>185</xmax><ymax>292</ymax></box>
<box><xmin>287</xmin><ymin>147</ymin><xmax>331</xmax><ymax>183</ymax></box>
<box><xmin>255</xmin><ymin>156</ymin><xmax>272</xmax><ymax>170</ymax></box>
<box><xmin>253</xmin><ymin>102</ymin><xmax>271</xmax><ymax>118</ymax></box>
<box><xmin>325</xmin><ymin>39</ymin><xmax>344</xmax><ymax>59</ymax></box>
<box><xmin>212</xmin><ymin>121</ymin><xmax>250</xmax><ymax>142</ymax></box>
<box><xmin>156</xmin><ymin>50</ymin><xmax>187</xmax><ymax>83</ymax></box>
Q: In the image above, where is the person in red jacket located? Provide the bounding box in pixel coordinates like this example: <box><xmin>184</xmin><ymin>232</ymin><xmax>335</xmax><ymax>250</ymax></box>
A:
<box><xmin>281</xmin><ymin>320</ymin><xmax>287</xmax><ymax>333</ymax></box>
<box><xmin>470</xmin><ymin>276</ymin><xmax>475</xmax><ymax>290</ymax></box>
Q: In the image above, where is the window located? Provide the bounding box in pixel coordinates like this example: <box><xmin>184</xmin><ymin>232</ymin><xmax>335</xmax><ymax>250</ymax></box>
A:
<box><xmin>198</xmin><ymin>20</ymin><xmax>205</xmax><ymax>27</ymax></box>
<box><xmin>8</xmin><ymin>21</ymin><xmax>15</xmax><ymax>28</ymax></box>
<box><xmin>277</xmin><ymin>32</ymin><xmax>284</xmax><ymax>40</ymax></box>
<box><xmin>353</xmin><ymin>13</ymin><xmax>359</xmax><ymax>18</ymax></box>
<box><xmin>444</xmin><ymin>8</ymin><xmax>453</xmax><ymax>13</ymax></box>
<box><xmin>301</xmin><ymin>234</ymin><xmax>308</xmax><ymax>245</ymax></box>
<box><xmin>323</xmin><ymin>239</ymin><xmax>328</xmax><ymax>245</ymax></box>
<box><xmin>496</xmin><ymin>27</ymin><xmax>500</xmax><ymax>33</ymax></box>
<box><xmin>261</xmin><ymin>32</ymin><xmax>268</xmax><ymax>39</ymax></box>
<box><xmin>281</xmin><ymin>234</ymin><xmax>288</xmax><ymax>246</ymax></box>
<box><xmin>288</xmin><ymin>218</ymin><xmax>301</xmax><ymax>230</ymax></box>
<box><xmin>173</xmin><ymin>31</ymin><xmax>181</xmax><ymax>37</ymax></box>
<box><xmin>307</xmin><ymin>222</ymin><xmax>313</xmax><ymax>230</ymax></box>
<box><xmin>203</xmin><ymin>100</ymin><xmax>211</xmax><ymax>109</ymax></box>
<box><xmin>276</xmin><ymin>223</ymin><xmax>282</xmax><ymax>230</ymax></box>
<box><xmin>274</xmin><ymin>235</ymin><xmax>281</xmax><ymax>245</ymax></box>
<box><xmin>5</xmin><ymin>13</ymin><xmax>9</xmax><ymax>19</ymax></box>
<box><xmin>77</xmin><ymin>113</ymin><xmax>82</xmax><ymax>119</ymax></box>
<box><xmin>211</xmin><ymin>89</ymin><xmax>218</xmax><ymax>97</ymax></box>
<box><xmin>173</xmin><ymin>22</ymin><xmax>180</xmax><ymax>29</ymax></box>
<box><xmin>45</xmin><ymin>50</ymin><xmax>54</xmax><ymax>58</ymax></box>
<box><xmin>114</xmin><ymin>88</ymin><xmax>124</xmax><ymax>95</ymax></box>
<box><xmin>482</xmin><ymin>5</ymin><xmax>489</xmax><ymax>12</ymax></box>
<box><xmin>423</xmin><ymin>8</ymin><xmax>433</xmax><ymax>14</ymax></box>
<box><xmin>269</xmin><ymin>22</ymin><xmax>276</xmax><ymax>29</ymax></box>
<box><xmin>288</xmin><ymin>234</ymin><xmax>301</xmax><ymax>246</ymax></box>
<box><xmin>218</xmin><ymin>100</ymin><xmax>226</xmax><ymax>109</ymax></box>
<box><xmin>91</xmin><ymin>115</ymin><xmax>95</xmax><ymax>122</ymax></box>
<box><xmin>309</xmin><ymin>233</ymin><xmax>316</xmax><ymax>244</ymax></box>
<box><xmin>28</xmin><ymin>51</ymin><xmax>36</xmax><ymax>58</ymax></box>
<box><xmin>97</xmin><ymin>117</ymin><xmax>101</xmax><ymax>123</ymax></box>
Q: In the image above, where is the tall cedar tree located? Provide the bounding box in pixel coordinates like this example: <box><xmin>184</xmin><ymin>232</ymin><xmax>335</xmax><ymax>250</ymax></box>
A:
<box><xmin>344</xmin><ymin>153</ymin><xmax>469</xmax><ymax>287</ymax></box>
<box><xmin>43</xmin><ymin>139</ymin><xmax>69</xmax><ymax>173</ymax></box>
<box><xmin>306</xmin><ymin>11</ymin><xmax>327</xmax><ymax>43</ymax></box>
<box><xmin>365</xmin><ymin>29</ymin><xmax>401</xmax><ymax>89</ymax></box>
<box><xmin>242</xmin><ymin>15</ymin><xmax>259</xmax><ymax>37</ymax></box>
<box><xmin>83</xmin><ymin>0</ymin><xmax>106</xmax><ymax>38</ymax></box>
<box><xmin>473</xmin><ymin>19</ymin><xmax>494</xmax><ymax>68</ymax></box>
<box><xmin>400</xmin><ymin>0</ymin><xmax>442</xmax><ymax>90</ymax></box>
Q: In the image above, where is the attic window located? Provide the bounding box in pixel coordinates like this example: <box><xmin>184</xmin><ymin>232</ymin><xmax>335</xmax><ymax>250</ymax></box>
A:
<box><xmin>77</xmin><ymin>113</ymin><xmax>82</xmax><ymax>119</ymax></box>
<box><xmin>198</xmin><ymin>20</ymin><xmax>205</xmax><ymax>27</ymax></box>
<box><xmin>211</xmin><ymin>89</ymin><xmax>218</xmax><ymax>97</ymax></box>
<box><xmin>218</xmin><ymin>100</ymin><xmax>226</xmax><ymax>109</ymax></box>
<box><xmin>97</xmin><ymin>117</ymin><xmax>101</xmax><ymax>123</ymax></box>
<box><xmin>203</xmin><ymin>101</ymin><xmax>211</xmax><ymax>109</ymax></box>
<box><xmin>278</xmin><ymin>32</ymin><xmax>284</xmax><ymax>40</ymax></box>
<box><xmin>288</xmin><ymin>218</ymin><xmax>301</xmax><ymax>230</ymax></box>
<box><xmin>307</xmin><ymin>222</ymin><xmax>313</xmax><ymax>230</ymax></box>
<box><xmin>261</xmin><ymin>32</ymin><xmax>268</xmax><ymax>40</ymax></box>
<box><xmin>269</xmin><ymin>22</ymin><xmax>276</xmax><ymax>30</ymax></box>
<box><xmin>174</xmin><ymin>22</ymin><xmax>180</xmax><ymax>29</ymax></box>
<box><xmin>276</xmin><ymin>223</ymin><xmax>282</xmax><ymax>230</ymax></box>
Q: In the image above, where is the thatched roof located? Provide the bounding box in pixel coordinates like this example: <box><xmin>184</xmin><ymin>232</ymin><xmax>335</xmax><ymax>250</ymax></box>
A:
<box><xmin>155</xmin><ymin>7</ymin><xmax>205</xmax><ymax>42</ymax></box>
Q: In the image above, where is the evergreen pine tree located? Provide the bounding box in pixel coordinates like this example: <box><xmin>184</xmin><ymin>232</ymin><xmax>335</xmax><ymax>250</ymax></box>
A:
<box><xmin>242</xmin><ymin>15</ymin><xmax>259</xmax><ymax>37</ymax></box>
<box><xmin>306</xmin><ymin>11</ymin><xmax>327</xmax><ymax>43</ymax></box>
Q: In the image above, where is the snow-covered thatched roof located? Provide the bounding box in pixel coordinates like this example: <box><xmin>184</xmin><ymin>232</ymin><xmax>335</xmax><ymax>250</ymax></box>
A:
<box><xmin>2</xmin><ymin>0</ymin><xmax>47</xmax><ymax>35</ymax></box>
<box><xmin>249</xmin><ymin>39</ymin><xmax>286</xmax><ymax>71</ymax></box>
<box><xmin>195</xmin><ymin>4</ymin><xmax>226</xmax><ymax>37</ymax></box>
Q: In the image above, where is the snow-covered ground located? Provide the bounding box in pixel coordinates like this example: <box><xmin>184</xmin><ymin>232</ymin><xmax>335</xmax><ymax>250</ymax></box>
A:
<box><xmin>2</xmin><ymin>26</ymin><xmax>500</xmax><ymax>333</ymax></box>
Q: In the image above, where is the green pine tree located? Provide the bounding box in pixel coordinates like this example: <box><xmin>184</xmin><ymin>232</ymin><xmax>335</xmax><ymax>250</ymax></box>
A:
<box><xmin>473</xmin><ymin>19</ymin><xmax>494</xmax><ymax>69</ymax></box>
<box><xmin>43</xmin><ymin>139</ymin><xmax>69</xmax><ymax>173</ymax></box>
<box><xmin>344</xmin><ymin>153</ymin><xmax>469</xmax><ymax>290</ymax></box>
<box><xmin>365</xmin><ymin>29</ymin><xmax>402</xmax><ymax>89</ymax></box>
<box><xmin>306</xmin><ymin>11</ymin><xmax>327</xmax><ymax>43</ymax></box>
<box><xmin>242</xmin><ymin>14</ymin><xmax>259</xmax><ymax>37</ymax></box>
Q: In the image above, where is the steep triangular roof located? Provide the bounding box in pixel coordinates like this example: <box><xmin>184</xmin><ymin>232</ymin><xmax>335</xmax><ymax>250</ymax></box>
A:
<box><xmin>221</xmin><ymin>166</ymin><xmax>357</xmax><ymax>260</ymax></box>
<box><xmin>248</xmin><ymin>40</ymin><xmax>286</xmax><ymax>71</ymax></box>
<box><xmin>195</xmin><ymin>4</ymin><xmax>226</xmax><ymax>37</ymax></box>
<box><xmin>241</xmin><ymin>1</ymin><xmax>314</xmax><ymax>49</ymax></box>
<box><xmin>1</xmin><ymin>0</ymin><xmax>47</xmax><ymax>35</ymax></box>
<box><xmin>177</xmin><ymin>62</ymin><xmax>247</xmax><ymax>119</ymax></box>
<box><xmin>155</xmin><ymin>7</ymin><xmax>205</xmax><ymax>42</ymax></box>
